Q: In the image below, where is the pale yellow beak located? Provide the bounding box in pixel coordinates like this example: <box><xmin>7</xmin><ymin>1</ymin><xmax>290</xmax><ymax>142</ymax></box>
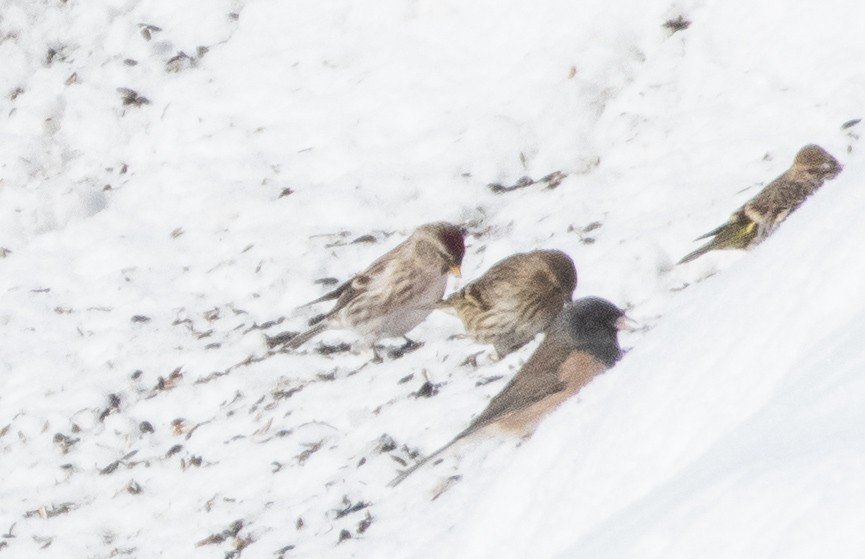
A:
<box><xmin>449</xmin><ymin>265</ymin><xmax>462</xmax><ymax>278</ymax></box>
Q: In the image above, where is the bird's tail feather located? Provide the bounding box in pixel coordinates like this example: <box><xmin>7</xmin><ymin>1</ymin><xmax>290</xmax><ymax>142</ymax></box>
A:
<box><xmin>679</xmin><ymin>214</ymin><xmax>758</xmax><ymax>264</ymax></box>
<box><xmin>300</xmin><ymin>281</ymin><xmax>350</xmax><ymax>307</ymax></box>
<box><xmin>677</xmin><ymin>242</ymin><xmax>716</xmax><ymax>265</ymax></box>
<box><xmin>388</xmin><ymin>441</ymin><xmax>454</xmax><ymax>488</ymax></box>
<box><xmin>430</xmin><ymin>297</ymin><xmax>458</xmax><ymax>314</ymax></box>
<box><xmin>286</xmin><ymin>322</ymin><xmax>328</xmax><ymax>349</ymax></box>
<box><xmin>693</xmin><ymin>221</ymin><xmax>729</xmax><ymax>241</ymax></box>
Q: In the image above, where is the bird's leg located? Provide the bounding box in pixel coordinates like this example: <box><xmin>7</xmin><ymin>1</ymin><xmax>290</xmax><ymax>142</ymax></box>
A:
<box><xmin>459</xmin><ymin>350</ymin><xmax>485</xmax><ymax>369</ymax></box>
<box><xmin>398</xmin><ymin>336</ymin><xmax>423</xmax><ymax>356</ymax></box>
<box><xmin>489</xmin><ymin>346</ymin><xmax>507</xmax><ymax>362</ymax></box>
<box><xmin>371</xmin><ymin>345</ymin><xmax>384</xmax><ymax>364</ymax></box>
<box><xmin>385</xmin><ymin>337</ymin><xmax>424</xmax><ymax>360</ymax></box>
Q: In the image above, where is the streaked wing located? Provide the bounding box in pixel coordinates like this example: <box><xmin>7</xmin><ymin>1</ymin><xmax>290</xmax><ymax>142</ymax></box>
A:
<box><xmin>331</xmin><ymin>244</ymin><xmax>432</xmax><ymax>321</ymax></box>
<box><xmin>461</xmin><ymin>283</ymin><xmax>491</xmax><ymax>311</ymax></box>
<box><xmin>747</xmin><ymin>175</ymin><xmax>815</xmax><ymax>220</ymax></box>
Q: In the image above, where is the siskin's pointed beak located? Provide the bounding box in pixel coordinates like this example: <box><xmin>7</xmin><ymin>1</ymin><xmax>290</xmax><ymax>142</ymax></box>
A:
<box><xmin>449</xmin><ymin>265</ymin><xmax>462</xmax><ymax>278</ymax></box>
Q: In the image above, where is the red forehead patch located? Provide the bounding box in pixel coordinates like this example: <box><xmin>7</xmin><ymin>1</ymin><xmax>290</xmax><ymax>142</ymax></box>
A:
<box><xmin>440</xmin><ymin>226</ymin><xmax>466</xmax><ymax>264</ymax></box>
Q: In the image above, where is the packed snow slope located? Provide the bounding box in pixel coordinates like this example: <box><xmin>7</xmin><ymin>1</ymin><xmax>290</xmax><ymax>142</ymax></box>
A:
<box><xmin>1</xmin><ymin>0</ymin><xmax>863</xmax><ymax>558</ymax></box>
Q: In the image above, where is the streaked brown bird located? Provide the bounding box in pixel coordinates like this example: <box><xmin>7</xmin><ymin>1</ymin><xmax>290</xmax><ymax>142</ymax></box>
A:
<box><xmin>288</xmin><ymin>222</ymin><xmax>465</xmax><ymax>358</ymax></box>
<box><xmin>441</xmin><ymin>250</ymin><xmax>577</xmax><ymax>357</ymax></box>
<box><xmin>679</xmin><ymin>144</ymin><xmax>842</xmax><ymax>264</ymax></box>
<box><xmin>389</xmin><ymin>296</ymin><xmax>626</xmax><ymax>487</ymax></box>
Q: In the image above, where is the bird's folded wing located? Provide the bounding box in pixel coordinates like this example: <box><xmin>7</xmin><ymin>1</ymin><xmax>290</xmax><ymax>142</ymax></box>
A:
<box><xmin>461</xmin><ymin>337</ymin><xmax>573</xmax><ymax>435</ymax></box>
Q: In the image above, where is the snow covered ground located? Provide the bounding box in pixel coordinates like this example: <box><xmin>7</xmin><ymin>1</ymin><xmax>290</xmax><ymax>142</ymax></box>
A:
<box><xmin>1</xmin><ymin>0</ymin><xmax>864</xmax><ymax>557</ymax></box>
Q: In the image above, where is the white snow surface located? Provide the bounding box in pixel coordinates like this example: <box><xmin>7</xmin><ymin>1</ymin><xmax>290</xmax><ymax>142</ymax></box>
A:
<box><xmin>1</xmin><ymin>0</ymin><xmax>864</xmax><ymax>557</ymax></box>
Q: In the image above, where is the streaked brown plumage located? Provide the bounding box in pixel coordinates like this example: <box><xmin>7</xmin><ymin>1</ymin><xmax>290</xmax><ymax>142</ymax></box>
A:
<box><xmin>442</xmin><ymin>250</ymin><xmax>577</xmax><ymax>357</ymax></box>
<box><xmin>288</xmin><ymin>222</ymin><xmax>465</xmax><ymax>354</ymax></box>
<box><xmin>389</xmin><ymin>297</ymin><xmax>625</xmax><ymax>487</ymax></box>
<box><xmin>679</xmin><ymin>144</ymin><xmax>842</xmax><ymax>264</ymax></box>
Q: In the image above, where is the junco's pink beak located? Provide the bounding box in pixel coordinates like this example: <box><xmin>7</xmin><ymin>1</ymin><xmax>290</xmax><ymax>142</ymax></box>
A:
<box><xmin>616</xmin><ymin>314</ymin><xmax>639</xmax><ymax>332</ymax></box>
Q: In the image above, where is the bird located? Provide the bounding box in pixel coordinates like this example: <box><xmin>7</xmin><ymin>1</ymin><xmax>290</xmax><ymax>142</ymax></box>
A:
<box><xmin>287</xmin><ymin>222</ymin><xmax>465</xmax><ymax>359</ymax></box>
<box><xmin>440</xmin><ymin>250</ymin><xmax>577</xmax><ymax>357</ymax></box>
<box><xmin>679</xmin><ymin>144</ymin><xmax>842</xmax><ymax>264</ymax></box>
<box><xmin>389</xmin><ymin>296</ymin><xmax>626</xmax><ymax>487</ymax></box>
